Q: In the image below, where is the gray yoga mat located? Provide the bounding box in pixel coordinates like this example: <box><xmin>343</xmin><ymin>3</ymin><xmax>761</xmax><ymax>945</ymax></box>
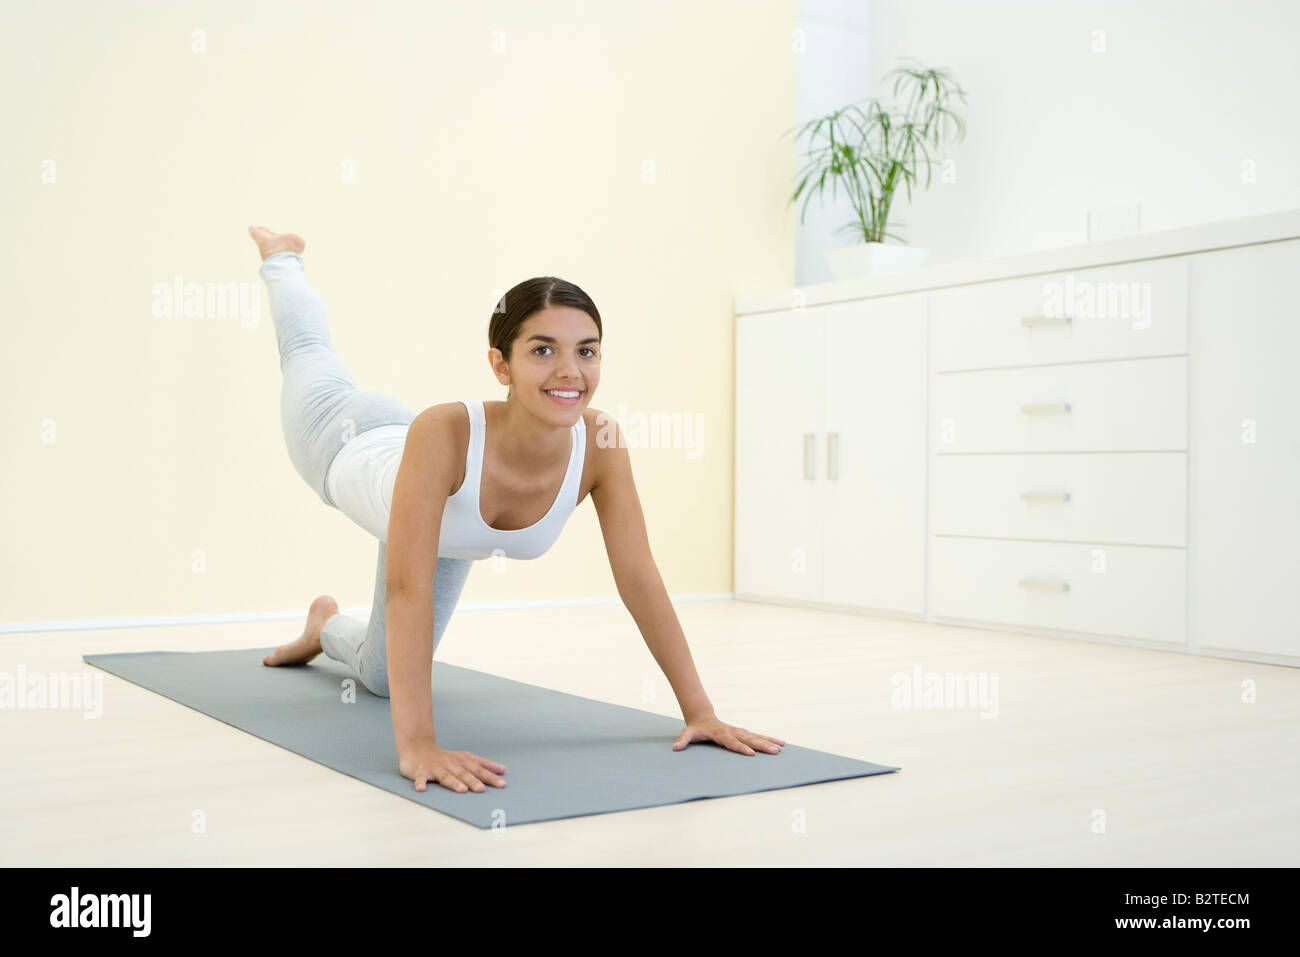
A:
<box><xmin>82</xmin><ymin>647</ymin><xmax>900</xmax><ymax>829</ymax></box>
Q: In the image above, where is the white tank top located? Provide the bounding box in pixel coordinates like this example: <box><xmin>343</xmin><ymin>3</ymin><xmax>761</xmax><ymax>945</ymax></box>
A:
<box><xmin>324</xmin><ymin>399</ymin><xmax>586</xmax><ymax>561</ymax></box>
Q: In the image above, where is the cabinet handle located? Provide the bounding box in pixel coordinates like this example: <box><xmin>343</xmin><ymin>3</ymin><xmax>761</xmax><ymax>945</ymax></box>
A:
<box><xmin>1020</xmin><ymin>402</ymin><xmax>1072</xmax><ymax>414</ymax></box>
<box><xmin>1019</xmin><ymin>491</ymin><xmax>1071</xmax><ymax>502</ymax></box>
<box><xmin>1018</xmin><ymin>578</ymin><xmax>1070</xmax><ymax>592</ymax></box>
<box><xmin>827</xmin><ymin>432</ymin><xmax>839</xmax><ymax>481</ymax></box>
<box><xmin>1021</xmin><ymin>315</ymin><xmax>1073</xmax><ymax>327</ymax></box>
<box><xmin>803</xmin><ymin>433</ymin><xmax>816</xmax><ymax>480</ymax></box>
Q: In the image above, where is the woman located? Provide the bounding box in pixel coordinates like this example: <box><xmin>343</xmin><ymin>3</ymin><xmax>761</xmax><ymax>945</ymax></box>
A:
<box><xmin>249</xmin><ymin>225</ymin><xmax>784</xmax><ymax>795</ymax></box>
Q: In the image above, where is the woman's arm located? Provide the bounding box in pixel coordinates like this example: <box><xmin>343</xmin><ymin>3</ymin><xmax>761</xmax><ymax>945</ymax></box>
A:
<box><xmin>385</xmin><ymin>407</ymin><xmax>456</xmax><ymax>746</ymax></box>
<box><xmin>386</xmin><ymin>407</ymin><xmax>510</xmax><ymax>793</ymax></box>
<box><xmin>589</xmin><ymin>411</ymin><xmax>785</xmax><ymax>756</ymax></box>
<box><xmin>589</xmin><ymin>412</ymin><xmax>716</xmax><ymax>723</ymax></box>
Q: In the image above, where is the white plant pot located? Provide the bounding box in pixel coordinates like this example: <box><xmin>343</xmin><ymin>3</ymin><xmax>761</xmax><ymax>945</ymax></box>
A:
<box><xmin>824</xmin><ymin>241</ymin><xmax>929</xmax><ymax>280</ymax></box>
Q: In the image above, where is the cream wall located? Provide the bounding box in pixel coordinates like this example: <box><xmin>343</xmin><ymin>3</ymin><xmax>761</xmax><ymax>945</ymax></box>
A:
<box><xmin>0</xmin><ymin>0</ymin><xmax>798</xmax><ymax>628</ymax></box>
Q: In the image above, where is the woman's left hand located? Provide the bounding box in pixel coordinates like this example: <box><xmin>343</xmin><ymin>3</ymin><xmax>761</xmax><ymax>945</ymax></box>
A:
<box><xmin>673</xmin><ymin>714</ymin><xmax>785</xmax><ymax>755</ymax></box>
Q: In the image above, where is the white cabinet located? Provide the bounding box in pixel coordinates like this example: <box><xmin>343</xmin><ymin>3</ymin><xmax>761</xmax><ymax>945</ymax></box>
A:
<box><xmin>824</xmin><ymin>297</ymin><xmax>928</xmax><ymax>613</ymax></box>
<box><xmin>928</xmin><ymin>260</ymin><xmax>1190</xmax><ymax>646</ymax></box>
<box><xmin>928</xmin><ymin>258</ymin><xmax>1189</xmax><ymax>370</ymax></box>
<box><xmin>735</xmin><ymin>212</ymin><xmax>1300</xmax><ymax>666</ymax></box>
<box><xmin>1188</xmin><ymin>239</ymin><xmax>1300</xmax><ymax>659</ymax></box>
<box><xmin>931</xmin><ymin>452</ymin><xmax>1186</xmax><ymax>546</ymax></box>
<box><xmin>734</xmin><ymin>308</ymin><xmax>825</xmax><ymax>603</ymax></box>
<box><xmin>929</xmin><ymin>537</ymin><xmax>1187</xmax><ymax>645</ymax></box>
<box><xmin>931</xmin><ymin>358</ymin><xmax>1188</xmax><ymax>453</ymax></box>
<box><xmin>734</xmin><ymin>295</ymin><xmax>927</xmax><ymax>614</ymax></box>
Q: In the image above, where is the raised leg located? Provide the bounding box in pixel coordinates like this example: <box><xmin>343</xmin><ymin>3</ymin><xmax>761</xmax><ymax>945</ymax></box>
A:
<box><xmin>256</xmin><ymin>241</ymin><xmax>415</xmax><ymax>507</ymax></box>
<box><xmin>252</xmin><ymin>226</ymin><xmax>463</xmax><ymax>688</ymax></box>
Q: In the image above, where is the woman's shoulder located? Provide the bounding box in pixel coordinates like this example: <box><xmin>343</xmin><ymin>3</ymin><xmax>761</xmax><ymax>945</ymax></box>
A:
<box><xmin>406</xmin><ymin>402</ymin><xmax>473</xmax><ymax>456</ymax></box>
<box><xmin>415</xmin><ymin>400</ymin><xmax>473</xmax><ymax>425</ymax></box>
<box><xmin>405</xmin><ymin>403</ymin><xmax>472</xmax><ymax>494</ymax></box>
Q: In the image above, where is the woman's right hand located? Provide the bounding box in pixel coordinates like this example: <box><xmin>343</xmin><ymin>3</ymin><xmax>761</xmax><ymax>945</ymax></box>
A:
<box><xmin>399</xmin><ymin>739</ymin><xmax>507</xmax><ymax>793</ymax></box>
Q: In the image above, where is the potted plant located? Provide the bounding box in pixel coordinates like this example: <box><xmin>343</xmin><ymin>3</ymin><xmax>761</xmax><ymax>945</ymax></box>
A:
<box><xmin>785</xmin><ymin>59</ymin><xmax>967</xmax><ymax>279</ymax></box>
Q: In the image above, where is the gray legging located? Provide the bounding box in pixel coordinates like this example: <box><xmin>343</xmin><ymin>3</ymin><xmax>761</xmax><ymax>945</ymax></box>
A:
<box><xmin>259</xmin><ymin>250</ymin><xmax>474</xmax><ymax>697</ymax></box>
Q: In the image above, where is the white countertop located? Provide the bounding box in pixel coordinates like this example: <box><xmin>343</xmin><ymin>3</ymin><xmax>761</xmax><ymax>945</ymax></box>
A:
<box><xmin>734</xmin><ymin>208</ymin><xmax>1300</xmax><ymax>316</ymax></box>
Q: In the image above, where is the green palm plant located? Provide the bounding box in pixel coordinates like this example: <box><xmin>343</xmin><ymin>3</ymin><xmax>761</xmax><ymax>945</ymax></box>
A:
<box><xmin>784</xmin><ymin>59</ymin><xmax>968</xmax><ymax>247</ymax></box>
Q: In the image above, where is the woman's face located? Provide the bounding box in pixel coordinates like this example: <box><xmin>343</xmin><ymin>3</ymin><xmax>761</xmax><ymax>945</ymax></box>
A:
<box><xmin>494</xmin><ymin>306</ymin><xmax>601</xmax><ymax>419</ymax></box>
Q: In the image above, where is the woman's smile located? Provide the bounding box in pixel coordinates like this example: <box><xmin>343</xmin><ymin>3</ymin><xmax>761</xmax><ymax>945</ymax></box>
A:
<box><xmin>542</xmin><ymin>387</ymin><xmax>583</xmax><ymax>407</ymax></box>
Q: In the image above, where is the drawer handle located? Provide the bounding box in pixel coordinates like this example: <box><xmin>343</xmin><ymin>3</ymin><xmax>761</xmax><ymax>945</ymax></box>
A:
<box><xmin>1019</xmin><ymin>491</ymin><xmax>1071</xmax><ymax>502</ymax></box>
<box><xmin>1020</xmin><ymin>402</ymin><xmax>1072</xmax><ymax>414</ymax></box>
<box><xmin>804</xmin><ymin>433</ymin><xmax>816</xmax><ymax>480</ymax></box>
<box><xmin>827</xmin><ymin>432</ymin><xmax>840</xmax><ymax>481</ymax></box>
<box><xmin>1018</xmin><ymin>578</ymin><xmax>1070</xmax><ymax>592</ymax></box>
<box><xmin>1021</xmin><ymin>315</ymin><xmax>1073</xmax><ymax>328</ymax></box>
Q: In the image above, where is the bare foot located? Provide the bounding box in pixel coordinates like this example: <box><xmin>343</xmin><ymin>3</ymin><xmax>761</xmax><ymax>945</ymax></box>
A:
<box><xmin>263</xmin><ymin>595</ymin><xmax>338</xmax><ymax>667</ymax></box>
<box><xmin>249</xmin><ymin>225</ymin><xmax>306</xmax><ymax>262</ymax></box>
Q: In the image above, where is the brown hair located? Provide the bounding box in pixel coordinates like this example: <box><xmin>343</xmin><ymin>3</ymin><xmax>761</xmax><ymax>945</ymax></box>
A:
<box><xmin>489</xmin><ymin>278</ymin><xmax>602</xmax><ymax>399</ymax></box>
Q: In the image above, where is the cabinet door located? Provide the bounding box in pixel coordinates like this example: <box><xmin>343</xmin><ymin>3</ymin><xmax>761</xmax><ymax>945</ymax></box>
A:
<box><xmin>734</xmin><ymin>309</ymin><xmax>825</xmax><ymax>602</ymax></box>
<box><xmin>822</xmin><ymin>296</ymin><xmax>928</xmax><ymax>613</ymax></box>
<box><xmin>1188</xmin><ymin>239</ymin><xmax>1300</xmax><ymax>658</ymax></box>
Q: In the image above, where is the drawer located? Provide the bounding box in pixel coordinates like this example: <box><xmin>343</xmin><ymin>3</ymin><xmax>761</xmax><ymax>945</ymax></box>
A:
<box><xmin>932</xmin><ymin>452</ymin><xmax>1186</xmax><ymax>546</ymax></box>
<box><xmin>930</xmin><ymin>258</ymin><xmax>1187</xmax><ymax>372</ymax></box>
<box><xmin>932</xmin><ymin>356</ymin><xmax>1186</xmax><ymax>453</ymax></box>
<box><xmin>929</xmin><ymin>537</ymin><xmax>1186</xmax><ymax>644</ymax></box>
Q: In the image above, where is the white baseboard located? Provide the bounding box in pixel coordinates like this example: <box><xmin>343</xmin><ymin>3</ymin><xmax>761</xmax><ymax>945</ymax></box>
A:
<box><xmin>0</xmin><ymin>593</ymin><xmax>736</xmax><ymax>635</ymax></box>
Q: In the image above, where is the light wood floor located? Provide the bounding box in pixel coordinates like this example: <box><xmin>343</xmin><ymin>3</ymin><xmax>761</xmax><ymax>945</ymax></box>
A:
<box><xmin>2</xmin><ymin>598</ymin><xmax>1297</xmax><ymax>866</ymax></box>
